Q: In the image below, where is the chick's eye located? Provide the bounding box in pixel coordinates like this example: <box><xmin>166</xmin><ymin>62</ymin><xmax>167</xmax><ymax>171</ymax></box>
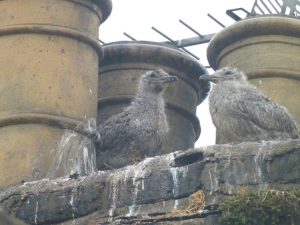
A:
<box><xmin>224</xmin><ymin>71</ymin><xmax>232</xmax><ymax>75</ymax></box>
<box><xmin>150</xmin><ymin>73</ymin><xmax>157</xmax><ymax>78</ymax></box>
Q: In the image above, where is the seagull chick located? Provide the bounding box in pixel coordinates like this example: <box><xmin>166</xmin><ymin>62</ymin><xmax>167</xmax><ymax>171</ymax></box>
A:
<box><xmin>97</xmin><ymin>69</ymin><xmax>178</xmax><ymax>170</ymax></box>
<box><xmin>199</xmin><ymin>67</ymin><xmax>299</xmax><ymax>143</ymax></box>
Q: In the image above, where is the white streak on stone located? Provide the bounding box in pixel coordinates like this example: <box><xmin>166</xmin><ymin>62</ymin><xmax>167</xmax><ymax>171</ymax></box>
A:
<box><xmin>169</xmin><ymin>166</ymin><xmax>188</xmax><ymax>209</ymax></box>
<box><xmin>34</xmin><ymin>201</ymin><xmax>39</xmax><ymax>225</ymax></box>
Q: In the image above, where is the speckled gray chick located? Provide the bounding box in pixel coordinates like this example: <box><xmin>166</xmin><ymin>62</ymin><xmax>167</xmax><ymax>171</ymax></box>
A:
<box><xmin>97</xmin><ymin>69</ymin><xmax>178</xmax><ymax>170</ymax></box>
<box><xmin>200</xmin><ymin>67</ymin><xmax>299</xmax><ymax>144</ymax></box>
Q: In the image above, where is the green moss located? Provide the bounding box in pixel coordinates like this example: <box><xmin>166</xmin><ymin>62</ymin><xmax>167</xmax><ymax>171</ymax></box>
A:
<box><xmin>219</xmin><ymin>189</ymin><xmax>300</xmax><ymax>225</ymax></box>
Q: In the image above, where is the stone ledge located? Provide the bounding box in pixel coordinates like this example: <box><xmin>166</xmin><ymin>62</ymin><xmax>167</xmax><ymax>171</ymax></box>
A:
<box><xmin>0</xmin><ymin>139</ymin><xmax>299</xmax><ymax>224</ymax></box>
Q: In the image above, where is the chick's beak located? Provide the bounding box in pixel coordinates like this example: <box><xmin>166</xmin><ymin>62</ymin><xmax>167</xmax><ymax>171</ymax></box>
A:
<box><xmin>199</xmin><ymin>74</ymin><xmax>219</xmax><ymax>83</ymax></box>
<box><xmin>162</xmin><ymin>75</ymin><xmax>178</xmax><ymax>83</ymax></box>
<box><xmin>199</xmin><ymin>75</ymin><xmax>211</xmax><ymax>80</ymax></box>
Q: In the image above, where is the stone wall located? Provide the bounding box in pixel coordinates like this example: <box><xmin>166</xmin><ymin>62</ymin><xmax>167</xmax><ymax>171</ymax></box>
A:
<box><xmin>0</xmin><ymin>139</ymin><xmax>299</xmax><ymax>224</ymax></box>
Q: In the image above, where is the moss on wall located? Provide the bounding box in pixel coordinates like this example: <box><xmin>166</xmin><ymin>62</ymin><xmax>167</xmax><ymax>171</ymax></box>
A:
<box><xmin>219</xmin><ymin>189</ymin><xmax>300</xmax><ymax>225</ymax></box>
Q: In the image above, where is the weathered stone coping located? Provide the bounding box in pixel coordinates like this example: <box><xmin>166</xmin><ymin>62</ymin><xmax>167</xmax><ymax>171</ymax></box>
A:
<box><xmin>0</xmin><ymin>139</ymin><xmax>299</xmax><ymax>224</ymax></box>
